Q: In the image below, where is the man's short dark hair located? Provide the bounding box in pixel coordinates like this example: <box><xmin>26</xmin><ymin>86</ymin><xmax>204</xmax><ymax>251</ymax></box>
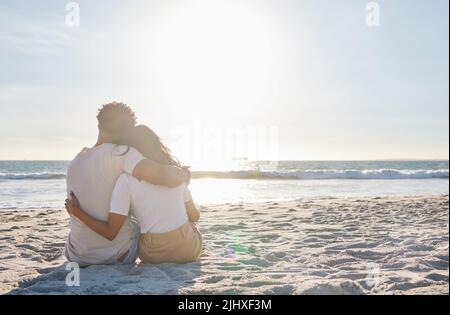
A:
<box><xmin>97</xmin><ymin>102</ymin><xmax>136</xmax><ymax>132</ymax></box>
<box><xmin>97</xmin><ymin>102</ymin><xmax>137</xmax><ymax>141</ymax></box>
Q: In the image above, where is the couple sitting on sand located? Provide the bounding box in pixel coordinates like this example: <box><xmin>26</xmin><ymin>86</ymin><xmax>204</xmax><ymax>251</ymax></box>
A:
<box><xmin>64</xmin><ymin>102</ymin><xmax>202</xmax><ymax>266</ymax></box>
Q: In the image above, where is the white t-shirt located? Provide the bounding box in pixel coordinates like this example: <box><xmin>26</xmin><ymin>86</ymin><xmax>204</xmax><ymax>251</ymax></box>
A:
<box><xmin>65</xmin><ymin>144</ymin><xmax>145</xmax><ymax>266</ymax></box>
<box><xmin>111</xmin><ymin>174</ymin><xmax>192</xmax><ymax>234</ymax></box>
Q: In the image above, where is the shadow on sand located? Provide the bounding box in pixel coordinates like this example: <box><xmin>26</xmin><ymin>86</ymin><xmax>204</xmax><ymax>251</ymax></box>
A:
<box><xmin>7</xmin><ymin>261</ymin><xmax>202</xmax><ymax>295</ymax></box>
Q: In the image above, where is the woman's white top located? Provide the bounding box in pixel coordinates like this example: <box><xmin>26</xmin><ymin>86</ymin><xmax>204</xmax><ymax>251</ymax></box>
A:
<box><xmin>110</xmin><ymin>174</ymin><xmax>192</xmax><ymax>234</ymax></box>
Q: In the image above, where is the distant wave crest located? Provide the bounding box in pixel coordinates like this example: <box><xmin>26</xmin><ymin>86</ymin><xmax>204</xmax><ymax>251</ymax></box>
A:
<box><xmin>0</xmin><ymin>172</ymin><xmax>66</xmax><ymax>180</ymax></box>
<box><xmin>0</xmin><ymin>169</ymin><xmax>448</xmax><ymax>181</ymax></box>
<box><xmin>191</xmin><ymin>169</ymin><xmax>449</xmax><ymax>180</ymax></box>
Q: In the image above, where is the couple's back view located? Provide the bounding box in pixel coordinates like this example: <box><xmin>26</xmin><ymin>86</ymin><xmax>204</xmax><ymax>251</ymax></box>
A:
<box><xmin>65</xmin><ymin>102</ymin><xmax>201</xmax><ymax>266</ymax></box>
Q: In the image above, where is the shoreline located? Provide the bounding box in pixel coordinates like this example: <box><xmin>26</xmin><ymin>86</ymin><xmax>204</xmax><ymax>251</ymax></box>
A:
<box><xmin>1</xmin><ymin>195</ymin><xmax>448</xmax><ymax>295</ymax></box>
<box><xmin>1</xmin><ymin>192</ymin><xmax>449</xmax><ymax>212</ymax></box>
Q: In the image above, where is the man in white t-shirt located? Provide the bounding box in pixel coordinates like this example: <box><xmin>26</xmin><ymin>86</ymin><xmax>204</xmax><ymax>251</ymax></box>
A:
<box><xmin>65</xmin><ymin>102</ymin><xmax>188</xmax><ymax>266</ymax></box>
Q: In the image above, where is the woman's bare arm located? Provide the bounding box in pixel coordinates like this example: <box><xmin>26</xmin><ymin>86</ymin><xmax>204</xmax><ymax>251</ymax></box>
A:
<box><xmin>185</xmin><ymin>200</ymin><xmax>200</xmax><ymax>222</ymax></box>
<box><xmin>65</xmin><ymin>192</ymin><xmax>127</xmax><ymax>241</ymax></box>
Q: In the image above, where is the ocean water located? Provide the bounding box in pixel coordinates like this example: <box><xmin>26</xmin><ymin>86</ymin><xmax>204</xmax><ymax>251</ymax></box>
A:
<box><xmin>0</xmin><ymin>160</ymin><xmax>448</xmax><ymax>209</ymax></box>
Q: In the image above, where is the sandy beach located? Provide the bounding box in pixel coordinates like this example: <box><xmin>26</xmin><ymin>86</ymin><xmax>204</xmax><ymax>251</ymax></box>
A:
<box><xmin>1</xmin><ymin>195</ymin><xmax>448</xmax><ymax>295</ymax></box>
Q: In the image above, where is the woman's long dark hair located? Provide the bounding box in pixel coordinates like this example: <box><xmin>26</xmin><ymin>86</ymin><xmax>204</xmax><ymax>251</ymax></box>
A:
<box><xmin>129</xmin><ymin>125</ymin><xmax>181</xmax><ymax>168</ymax></box>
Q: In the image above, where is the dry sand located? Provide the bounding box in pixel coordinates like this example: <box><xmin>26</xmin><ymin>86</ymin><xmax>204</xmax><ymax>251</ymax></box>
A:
<box><xmin>1</xmin><ymin>195</ymin><xmax>448</xmax><ymax>295</ymax></box>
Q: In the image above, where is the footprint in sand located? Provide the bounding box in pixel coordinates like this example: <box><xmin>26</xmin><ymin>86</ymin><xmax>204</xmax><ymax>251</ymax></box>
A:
<box><xmin>424</xmin><ymin>259</ymin><xmax>449</xmax><ymax>271</ymax></box>
<box><xmin>116</xmin><ymin>278</ymin><xmax>140</xmax><ymax>285</ymax></box>
<box><xmin>20</xmin><ymin>252</ymin><xmax>32</xmax><ymax>258</ymax></box>
<box><xmin>262</xmin><ymin>284</ymin><xmax>295</xmax><ymax>295</ymax></box>
<box><xmin>37</xmin><ymin>267</ymin><xmax>57</xmax><ymax>274</ymax></box>
<box><xmin>436</xmin><ymin>254</ymin><xmax>448</xmax><ymax>262</ymax></box>
<box><xmin>217</xmin><ymin>262</ymin><xmax>243</xmax><ymax>271</ymax></box>
<box><xmin>238</xmin><ymin>257</ymin><xmax>272</xmax><ymax>268</ymax></box>
<box><xmin>425</xmin><ymin>273</ymin><xmax>448</xmax><ymax>282</ymax></box>
<box><xmin>16</xmin><ymin>244</ymin><xmax>38</xmax><ymax>251</ymax></box>
<box><xmin>265</xmin><ymin>251</ymin><xmax>291</xmax><ymax>262</ymax></box>
<box><xmin>27</xmin><ymin>284</ymin><xmax>70</xmax><ymax>294</ymax></box>
<box><xmin>164</xmin><ymin>267</ymin><xmax>195</xmax><ymax>280</ymax></box>
<box><xmin>345</xmin><ymin>249</ymin><xmax>387</xmax><ymax>261</ymax></box>
<box><xmin>0</xmin><ymin>236</ymin><xmax>15</xmax><ymax>241</ymax></box>
<box><xmin>203</xmin><ymin>275</ymin><xmax>226</xmax><ymax>284</ymax></box>
<box><xmin>324</xmin><ymin>257</ymin><xmax>359</xmax><ymax>267</ymax></box>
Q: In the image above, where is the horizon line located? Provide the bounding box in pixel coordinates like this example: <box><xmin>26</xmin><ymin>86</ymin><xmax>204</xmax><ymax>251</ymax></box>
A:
<box><xmin>0</xmin><ymin>158</ymin><xmax>449</xmax><ymax>162</ymax></box>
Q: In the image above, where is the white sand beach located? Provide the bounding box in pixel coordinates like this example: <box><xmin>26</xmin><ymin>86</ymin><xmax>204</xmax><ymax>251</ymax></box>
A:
<box><xmin>1</xmin><ymin>195</ymin><xmax>448</xmax><ymax>295</ymax></box>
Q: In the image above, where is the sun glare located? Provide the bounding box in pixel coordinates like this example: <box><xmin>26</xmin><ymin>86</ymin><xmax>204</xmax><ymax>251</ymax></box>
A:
<box><xmin>152</xmin><ymin>0</ymin><xmax>275</xmax><ymax>120</ymax></box>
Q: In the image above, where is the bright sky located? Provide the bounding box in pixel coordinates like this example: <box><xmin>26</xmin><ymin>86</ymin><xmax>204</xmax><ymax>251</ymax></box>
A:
<box><xmin>0</xmin><ymin>0</ymin><xmax>448</xmax><ymax>161</ymax></box>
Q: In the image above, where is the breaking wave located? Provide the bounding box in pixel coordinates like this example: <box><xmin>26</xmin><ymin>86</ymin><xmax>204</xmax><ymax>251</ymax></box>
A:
<box><xmin>191</xmin><ymin>169</ymin><xmax>449</xmax><ymax>180</ymax></box>
<box><xmin>1</xmin><ymin>169</ymin><xmax>448</xmax><ymax>181</ymax></box>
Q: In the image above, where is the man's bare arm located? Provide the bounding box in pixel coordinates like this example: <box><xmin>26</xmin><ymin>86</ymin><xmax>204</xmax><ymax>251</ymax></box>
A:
<box><xmin>132</xmin><ymin>159</ymin><xmax>187</xmax><ymax>188</ymax></box>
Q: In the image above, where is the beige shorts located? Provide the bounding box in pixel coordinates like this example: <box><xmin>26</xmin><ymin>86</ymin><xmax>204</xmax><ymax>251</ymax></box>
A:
<box><xmin>138</xmin><ymin>222</ymin><xmax>203</xmax><ymax>264</ymax></box>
